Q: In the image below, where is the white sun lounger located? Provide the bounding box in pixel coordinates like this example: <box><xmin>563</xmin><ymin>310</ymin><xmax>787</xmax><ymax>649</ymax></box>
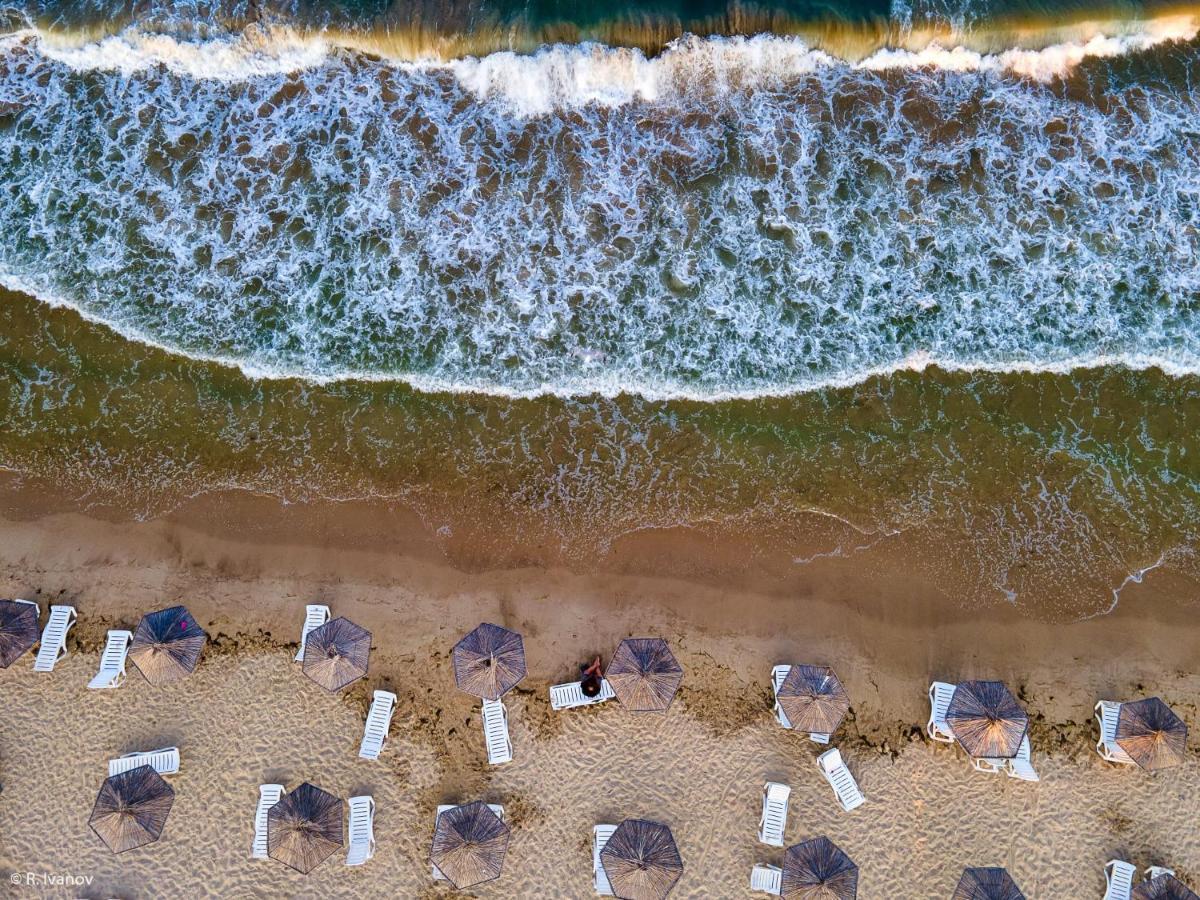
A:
<box><xmin>33</xmin><ymin>604</ymin><xmax>77</xmax><ymax>672</ymax></box>
<box><xmin>1095</xmin><ymin>701</ymin><xmax>1136</xmax><ymax>765</ymax></box>
<box><xmin>818</xmin><ymin>748</ymin><xmax>866</xmax><ymax>811</ymax></box>
<box><xmin>252</xmin><ymin>784</ymin><xmax>284</xmax><ymax>859</ymax></box>
<box><xmin>758</xmin><ymin>781</ymin><xmax>790</xmax><ymax>846</ymax></box>
<box><xmin>87</xmin><ymin>629</ymin><xmax>133</xmax><ymax>689</ymax></box>
<box><xmin>433</xmin><ymin>805</ymin><xmax>504</xmax><ymax>880</ymax></box>
<box><xmin>481</xmin><ymin>698</ymin><xmax>513</xmax><ymax>765</ymax></box>
<box><xmin>594</xmin><ymin>824</ymin><xmax>617</xmax><ymax>895</ymax></box>
<box><xmin>359</xmin><ymin>690</ymin><xmax>397</xmax><ymax>760</ymax></box>
<box><xmin>771</xmin><ymin>665</ymin><xmax>832</xmax><ymax>742</ymax></box>
<box><xmin>108</xmin><ymin>747</ymin><xmax>180</xmax><ymax>777</ymax></box>
<box><xmin>772</xmin><ymin>665</ymin><xmax>793</xmax><ymax>728</ymax></box>
<box><xmin>1006</xmin><ymin>735</ymin><xmax>1039</xmax><ymax>782</ymax></box>
<box><xmin>345</xmin><ymin>795</ymin><xmax>376</xmax><ymax>866</ymax></box>
<box><xmin>1104</xmin><ymin>859</ymin><xmax>1137</xmax><ymax>900</ymax></box>
<box><xmin>927</xmin><ymin>681</ymin><xmax>957</xmax><ymax>743</ymax></box>
<box><xmin>295</xmin><ymin>604</ymin><xmax>330</xmax><ymax>661</ymax></box>
<box><xmin>751</xmin><ymin>864</ymin><xmax>783</xmax><ymax>895</ymax></box>
<box><xmin>1146</xmin><ymin>866</ymin><xmax>1177</xmax><ymax>880</ymax></box>
<box><xmin>550</xmin><ymin>679</ymin><xmax>616</xmax><ymax>710</ymax></box>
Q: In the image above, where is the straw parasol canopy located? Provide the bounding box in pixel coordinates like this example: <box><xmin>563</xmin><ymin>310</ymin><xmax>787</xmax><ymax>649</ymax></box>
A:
<box><xmin>452</xmin><ymin>623</ymin><xmax>527</xmax><ymax>700</ymax></box>
<box><xmin>599</xmin><ymin>818</ymin><xmax>684</xmax><ymax>900</ymax></box>
<box><xmin>606</xmin><ymin>638</ymin><xmax>683</xmax><ymax>713</ymax></box>
<box><xmin>430</xmin><ymin>800</ymin><xmax>511</xmax><ymax>889</ymax></box>
<box><xmin>301</xmin><ymin>617</ymin><xmax>371</xmax><ymax>692</ymax></box>
<box><xmin>777</xmin><ymin>666</ymin><xmax>851</xmax><ymax>735</ymax></box>
<box><xmin>946</xmin><ymin>681</ymin><xmax>1028</xmax><ymax>759</ymax></box>
<box><xmin>952</xmin><ymin>867</ymin><xmax>1026</xmax><ymax>899</ymax></box>
<box><xmin>1117</xmin><ymin>698</ymin><xmax>1188</xmax><ymax>771</ymax></box>
<box><xmin>89</xmin><ymin>765</ymin><xmax>175</xmax><ymax>853</ymax></box>
<box><xmin>267</xmin><ymin>782</ymin><xmax>344</xmax><ymax>874</ymax></box>
<box><xmin>1134</xmin><ymin>874</ymin><xmax>1200</xmax><ymax>900</ymax></box>
<box><xmin>0</xmin><ymin>599</ymin><xmax>39</xmax><ymax>668</ymax></box>
<box><xmin>128</xmin><ymin>605</ymin><xmax>207</xmax><ymax>685</ymax></box>
<box><xmin>781</xmin><ymin>836</ymin><xmax>858</xmax><ymax>899</ymax></box>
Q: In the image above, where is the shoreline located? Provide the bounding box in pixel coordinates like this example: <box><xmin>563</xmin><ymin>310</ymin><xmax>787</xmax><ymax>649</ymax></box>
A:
<box><xmin>2</xmin><ymin>481</ymin><xmax>1199</xmax><ymax>736</ymax></box>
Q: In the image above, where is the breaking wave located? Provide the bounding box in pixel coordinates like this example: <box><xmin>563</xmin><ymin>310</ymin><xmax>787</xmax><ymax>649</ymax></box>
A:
<box><xmin>2</xmin><ymin>25</ymin><xmax>1200</xmax><ymax>399</ymax></box>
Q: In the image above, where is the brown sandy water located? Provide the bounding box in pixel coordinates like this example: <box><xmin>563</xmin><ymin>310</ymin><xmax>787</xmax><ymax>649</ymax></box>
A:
<box><xmin>1</xmin><ymin>286</ymin><xmax>1198</xmax><ymax>622</ymax></box>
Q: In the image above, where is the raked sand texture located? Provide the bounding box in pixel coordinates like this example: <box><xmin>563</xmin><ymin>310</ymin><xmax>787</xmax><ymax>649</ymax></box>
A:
<box><xmin>1</xmin><ymin>649</ymin><xmax>1198</xmax><ymax>899</ymax></box>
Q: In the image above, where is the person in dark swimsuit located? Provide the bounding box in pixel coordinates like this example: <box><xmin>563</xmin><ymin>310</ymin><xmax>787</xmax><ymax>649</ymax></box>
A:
<box><xmin>580</xmin><ymin>655</ymin><xmax>603</xmax><ymax>697</ymax></box>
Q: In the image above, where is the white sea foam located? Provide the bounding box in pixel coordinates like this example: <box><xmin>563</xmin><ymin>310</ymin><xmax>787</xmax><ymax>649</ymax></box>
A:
<box><xmin>1</xmin><ymin>31</ymin><xmax>1200</xmax><ymax>400</ymax></box>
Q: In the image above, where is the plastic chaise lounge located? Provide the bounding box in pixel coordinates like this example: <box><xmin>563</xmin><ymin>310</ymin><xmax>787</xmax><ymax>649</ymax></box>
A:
<box><xmin>549</xmin><ymin>679</ymin><xmax>616</xmax><ymax>710</ymax></box>
<box><xmin>1146</xmin><ymin>866</ymin><xmax>1177</xmax><ymax>880</ymax></box>
<box><xmin>818</xmin><ymin>748</ymin><xmax>866</xmax><ymax>811</ymax></box>
<box><xmin>481</xmin><ymin>698</ymin><xmax>513</xmax><ymax>765</ymax></box>
<box><xmin>594</xmin><ymin>824</ymin><xmax>617</xmax><ymax>895</ymax></box>
<box><xmin>33</xmin><ymin>604</ymin><xmax>77</xmax><ymax>672</ymax></box>
<box><xmin>108</xmin><ymin>747</ymin><xmax>180</xmax><ymax>777</ymax></box>
<box><xmin>1104</xmin><ymin>859</ymin><xmax>1137</xmax><ymax>900</ymax></box>
<box><xmin>252</xmin><ymin>784</ymin><xmax>284</xmax><ymax>859</ymax></box>
<box><xmin>927</xmin><ymin>681</ymin><xmax>957</xmax><ymax>743</ymax></box>
<box><xmin>295</xmin><ymin>604</ymin><xmax>330</xmax><ymax>662</ymax></box>
<box><xmin>1095</xmin><ymin>701</ymin><xmax>1136</xmax><ymax>765</ymax></box>
<box><xmin>751</xmin><ymin>864</ymin><xmax>783</xmax><ymax>895</ymax></box>
<box><xmin>345</xmin><ymin>795</ymin><xmax>376</xmax><ymax>866</ymax></box>
<box><xmin>1006</xmin><ymin>735</ymin><xmax>1040</xmax><ymax>782</ymax></box>
<box><xmin>771</xmin><ymin>665</ymin><xmax>793</xmax><ymax>728</ymax></box>
<box><xmin>359</xmin><ymin>690</ymin><xmax>397</xmax><ymax>760</ymax></box>
<box><xmin>758</xmin><ymin>781</ymin><xmax>791</xmax><ymax>846</ymax></box>
<box><xmin>87</xmin><ymin>629</ymin><xmax>133</xmax><ymax>689</ymax></box>
<box><xmin>432</xmin><ymin>805</ymin><xmax>504</xmax><ymax>880</ymax></box>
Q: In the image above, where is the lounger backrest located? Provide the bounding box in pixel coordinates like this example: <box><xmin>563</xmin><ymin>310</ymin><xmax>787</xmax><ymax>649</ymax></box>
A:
<box><xmin>594</xmin><ymin>825</ymin><xmax>618</xmax><ymax>895</ymax></box>
<box><xmin>33</xmin><ymin>605</ymin><xmax>77</xmax><ymax>671</ymax></box>
<box><xmin>1104</xmin><ymin>860</ymin><xmax>1136</xmax><ymax>900</ymax></box>
<box><xmin>100</xmin><ymin>631</ymin><xmax>131</xmax><ymax>667</ymax></box>
<box><xmin>348</xmin><ymin>796</ymin><xmax>375</xmax><ymax>845</ymax></box>
<box><xmin>751</xmin><ymin>864</ymin><xmax>783</xmax><ymax>894</ymax></box>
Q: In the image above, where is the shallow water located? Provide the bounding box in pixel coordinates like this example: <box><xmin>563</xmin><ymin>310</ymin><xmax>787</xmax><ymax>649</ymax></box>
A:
<box><xmin>2</xmin><ymin>288</ymin><xmax>1198</xmax><ymax>619</ymax></box>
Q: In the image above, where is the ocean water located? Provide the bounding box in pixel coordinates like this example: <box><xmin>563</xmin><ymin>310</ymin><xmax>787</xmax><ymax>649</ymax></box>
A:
<box><xmin>0</xmin><ymin>4</ymin><xmax>1198</xmax><ymax>617</ymax></box>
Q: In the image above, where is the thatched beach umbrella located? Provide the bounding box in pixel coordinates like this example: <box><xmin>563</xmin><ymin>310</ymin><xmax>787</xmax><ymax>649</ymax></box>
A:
<box><xmin>952</xmin><ymin>867</ymin><xmax>1025</xmax><ymax>899</ymax></box>
<box><xmin>781</xmin><ymin>836</ymin><xmax>858</xmax><ymax>899</ymax></box>
<box><xmin>0</xmin><ymin>600</ymin><xmax>39</xmax><ymax>668</ymax></box>
<box><xmin>1117</xmin><ymin>698</ymin><xmax>1188</xmax><ymax>771</ymax></box>
<box><xmin>430</xmin><ymin>800</ymin><xmax>510</xmax><ymax>889</ymax></box>
<box><xmin>302</xmin><ymin>617</ymin><xmax>371</xmax><ymax>692</ymax></box>
<box><xmin>452</xmin><ymin>623</ymin><xmax>527</xmax><ymax>700</ymax></box>
<box><xmin>1134</xmin><ymin>874</ymin><xmax>1200</xmax><ymax>900</ymax></box>
<box><xmin>128</xmin><ymin>605</ymin><xmax>207</xmax><ymax>685</ymax></box>
<box><xmin>606</xmin><ymin>638</ymin><xmax>683</xmax><ymax>713</ymax></box>
<box><xmin>777</xmin><ymin>666</ymin><xmax>851</xmax><ymax>735</ymax></box>
<box><xmin>89</xmin><ymin>765</ymin><xmax>174</xmax><ymax>853</ymax></box>
<box><xmin>600</xmin><ymin>818</ymin><xmax>683</xmax><ymax>900</ymax></box>
<box><xmin>267</xmin><ymin>782</ymin><xmax>344</xmax><ymax>874</ymax></box>
<box><xmin>946</xmin><ymin>681</ymin><xmax>1028</xmax><ymax>759</ymax></box>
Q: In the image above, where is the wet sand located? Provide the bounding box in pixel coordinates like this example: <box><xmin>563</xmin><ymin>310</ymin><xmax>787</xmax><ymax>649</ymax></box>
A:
<box><xmin>0</xmin><ymin>489</ymin><xmax>1199</xmax><ymax>897</ymax></box>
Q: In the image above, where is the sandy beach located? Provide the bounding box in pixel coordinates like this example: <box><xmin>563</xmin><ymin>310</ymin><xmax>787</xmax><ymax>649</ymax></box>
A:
<box><xmin>1</xmin><ymin>490</ymin><xmax>1199</xmax><ymax>898</ymax></box>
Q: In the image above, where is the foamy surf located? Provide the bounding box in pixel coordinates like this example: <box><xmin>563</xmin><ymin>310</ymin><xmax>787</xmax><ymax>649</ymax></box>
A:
<box><xmin>2</xmin><ymin>28</ymin><xmax>1200</xmax><ymax>400</ymax></box>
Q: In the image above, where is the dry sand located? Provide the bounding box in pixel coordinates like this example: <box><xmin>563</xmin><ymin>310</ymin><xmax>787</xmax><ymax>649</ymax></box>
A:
<box><xmin>0</xmin><ymin>492</ymin><xmax>1199</xmax><ymax>898</ymax></box>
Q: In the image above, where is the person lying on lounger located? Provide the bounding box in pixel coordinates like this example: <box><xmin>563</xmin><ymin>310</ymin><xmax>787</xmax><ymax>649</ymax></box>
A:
<box><xmin>580</xmin><ymin>656</ymin><xmax>603</xmax><ymax>697</ymax></box>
